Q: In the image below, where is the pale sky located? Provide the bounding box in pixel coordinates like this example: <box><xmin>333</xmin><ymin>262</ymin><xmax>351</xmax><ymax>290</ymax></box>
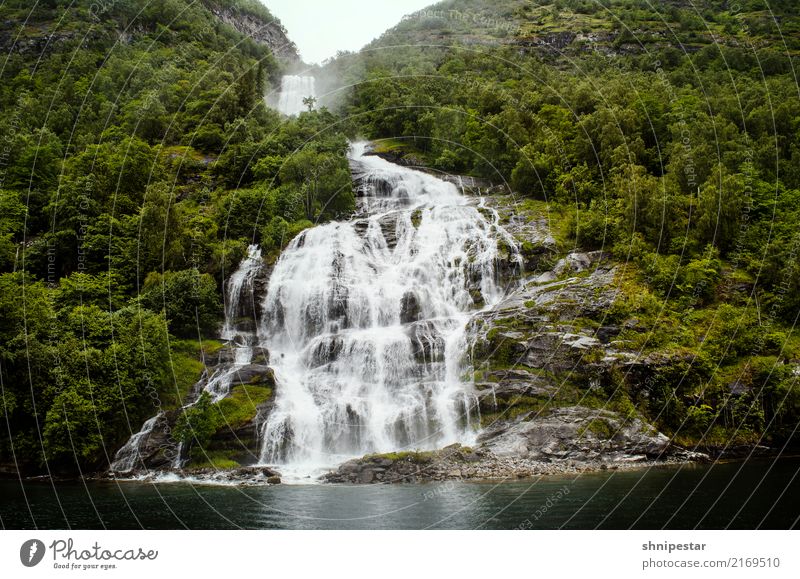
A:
<box><xmin>263</xmin><ymin>0</ymin><xmax>435</xmax><ymax>64</ymax></box>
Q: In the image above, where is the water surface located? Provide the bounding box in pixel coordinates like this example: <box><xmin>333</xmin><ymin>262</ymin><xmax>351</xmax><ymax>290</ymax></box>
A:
<box><xmin>1</xmin><ymin>458</ymin><xmax>798</xmax><ymax>529</ymax></box>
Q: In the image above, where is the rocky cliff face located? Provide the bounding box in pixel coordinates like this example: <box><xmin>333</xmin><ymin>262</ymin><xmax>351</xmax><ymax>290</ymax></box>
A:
<box><xmin>0</xmin><ymin>3</ymin><xmax>300</xmax><ymax>62</ymax></box>
<box><xmin>209</xmin><ymin>6</ymin><xmax>300</xmax><ymax>62</ymax></box>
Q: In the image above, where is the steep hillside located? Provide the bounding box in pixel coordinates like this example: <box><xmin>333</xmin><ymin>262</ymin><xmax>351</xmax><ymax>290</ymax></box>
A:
<box><xmin>0</xmin><ymin>0</ymin><xmax>352</xmax><ymax>475</ymax></box>
<box><xmin>328</xmin><ymin>0</ymin><xmax>800</xmax><ymax>460</ymax></box>
<box><xmin>372</xmin><ymin>0</ymin><xmax>800</xmax><ymax>56</ymax></box>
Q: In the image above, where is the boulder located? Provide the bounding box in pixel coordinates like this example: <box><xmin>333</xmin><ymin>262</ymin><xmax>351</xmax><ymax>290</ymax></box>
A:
<box><xmin>229</xmin><ymin>364</ymin><xmax>275</xmax><ymax>387</ymax></box>
<box><xmin>478</xmin><ymin>406</ymin><xmax>672</xmax><ymax>462</ymax></box>
<box><xmin>400</xmin><ymin>291</ymin><xmax>421</xmax><ymax>324</ymax></box>
<box><xmin>251</xmin><ymin>346</ymin><xmax>270</xmax><ymax>365</ymax></box>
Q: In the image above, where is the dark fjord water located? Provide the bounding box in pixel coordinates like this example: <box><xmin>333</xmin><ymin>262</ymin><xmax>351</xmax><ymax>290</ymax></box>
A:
<box><xmin>2</xmin><ymin>458</ymin><xmax>798</xmax><ymax>529</ymax></box>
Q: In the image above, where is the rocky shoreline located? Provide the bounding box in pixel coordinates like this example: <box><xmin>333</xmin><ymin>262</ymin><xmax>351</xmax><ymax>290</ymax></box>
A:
<box><xmin>95</xmin><ymin>465</ymin><xmax>284</xmax><ymax>486</ymax></box>
<box><xmin>5</xmin><ymin>442</ymin><xmax>787</xmax><ymax>486</ymax></box>
<box><xmin>323</xmin><ymin>428</ymin><xmax>711</xmax><ymax>484</ymax></box>
<box><xmin>85</xmin><ymin>442</ymin><xmax>707</xmax><ymax>486</ymax></box>
<box><xmin>322</xmin><ymin>449</ymin><xmax>701</xmax><ymax>485</ymax></box>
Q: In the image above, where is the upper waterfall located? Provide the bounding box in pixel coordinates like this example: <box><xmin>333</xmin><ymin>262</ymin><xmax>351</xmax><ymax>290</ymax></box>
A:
<box><xmin>276</xmin><ymin>74</ymin><xmax>316</xmax><ymax>116</ymax></box>
<box><xmin>258</xmin><ymin>142</ymin><xmax>521</xmax><ymax>474</ymax></box>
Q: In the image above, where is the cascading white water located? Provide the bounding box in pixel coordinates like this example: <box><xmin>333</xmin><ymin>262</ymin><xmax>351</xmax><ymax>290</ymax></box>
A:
<box><xmin>276</xmin><ymin>75</ymin><xmax>316</xmax><ymax>116</ymax></box>
<box><xmin>222</xmin><ymin>244</ymin><xmax>263</xmax><ymax>341</ymax></box>
<box><xmin>172</xmin><ymin>244</ymin><xmax>265</xmax><ymax>468</ymax></box>
<box><xmin>109</xmin><ymin>413</ymin><xmax>163</xmax><ymax>472</ymax></box>
<box><xmin>111</xmin><ymin>245</ymin><xmax>264</xmax><ymax>473</ymax></box>
<box><xmin>258</xmin><ymin>142</ymin><xmax>520</xmax><ymax>474</ymax></box>
<box><xmin>204</xmin><ymin>244</ymin><xmax>264</xmax><ymax>402</ymax></box>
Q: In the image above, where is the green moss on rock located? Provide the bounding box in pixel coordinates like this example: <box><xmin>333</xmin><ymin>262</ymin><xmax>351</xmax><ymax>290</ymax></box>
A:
<box><xmin>213</xmin><ymin>384</ymin><xmax>273</xmax><ymax>430</ymax></box>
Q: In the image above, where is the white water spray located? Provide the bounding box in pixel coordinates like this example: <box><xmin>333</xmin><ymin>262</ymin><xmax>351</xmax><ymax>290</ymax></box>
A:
<box><xmin>277</xmin><ymin>75</ymin><xmax>316</xmax><ymax>116</ymax></box>
<box><xmin>109</xmin><ymin>413</ymin><xmax>162</xmax><ymax>473</ymax></box>
<box><xmin>205</xmin><ymin>244</ymin><xmax>264</xmax><ymax>402</ymax></box>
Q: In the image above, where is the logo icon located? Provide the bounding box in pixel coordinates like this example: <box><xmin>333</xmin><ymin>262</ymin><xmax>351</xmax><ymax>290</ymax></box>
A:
<box><xmin>20</xmin><ymin>539</ymin><xmax>46</xmax><ymax>567</ymax></box>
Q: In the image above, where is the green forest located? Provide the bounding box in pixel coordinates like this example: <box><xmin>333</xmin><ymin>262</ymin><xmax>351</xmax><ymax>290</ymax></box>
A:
<box><xmin>0</xmin><ymin>0</ymin><xmax>354</xmax><ymax>472</ymax></box>
<box><xmin>1</xmin><ymin>0</ymin><xmax>799</xmax><ymax>474</ymax></box>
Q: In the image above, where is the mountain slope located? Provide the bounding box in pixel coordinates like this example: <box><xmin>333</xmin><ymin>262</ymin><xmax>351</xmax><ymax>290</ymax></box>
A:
<box><xmin>329</xmin><ymin>0</ymin><xmax>800</xmax><ymax>459</ymax></box>
<box><xmin>0</xmin><ymin>0</ymin><xmax>353</xmax><ymax>474</ymax></box>
<box><xmin>372</xmin><ymin>0</ymin><xmax>800</xmax><ymax>55</ymax></box>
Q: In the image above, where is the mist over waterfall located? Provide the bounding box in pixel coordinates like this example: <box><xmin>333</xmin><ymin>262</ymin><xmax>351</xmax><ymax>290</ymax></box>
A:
<box><xmin>277</xmin><ymin>74</ymin><xmax>316</xmax><ymax>116</ymax></box>
<box><xmin>258</xmin><ymin>142</ymin><xmax>520</xmax><ymax>473</ymax></box>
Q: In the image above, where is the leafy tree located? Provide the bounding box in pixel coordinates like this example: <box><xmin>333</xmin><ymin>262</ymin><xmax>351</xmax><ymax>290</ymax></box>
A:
<box><xmin>279</xmin><ymin>148</ymin><xmax>354</xmax><ymax>220</ymax></box>
<box><xmin>693</xmin><ymin>167</ymin><xmax>748</xmax><ymax>254</ymax></box>
<box><xmin>140</xmin><ymin>269</ymin><xmax>221</xmax><ymax>337</ymax></box>
<box><xmin>173</xmin><ymin>392</ymin><xmax>218</xmax><ymax>450</ymax></box>
<box><xmin>302</xmin><ymin>96</ymin><xmax>317</xmax><ymax>111</ymax></box>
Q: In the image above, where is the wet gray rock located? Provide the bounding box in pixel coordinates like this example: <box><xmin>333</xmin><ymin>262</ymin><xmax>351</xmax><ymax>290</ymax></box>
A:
<box><xmin>479</xmin><ymin>196</ymin><xmax>557</xmax><ymax>272</ymax></box>
<box><xmin>169</xmin><ymin>465</ymin><xmax>282</xmax><ymax>485</ymax></box>
<box><xmin>251</xmin><ymin>346</ymin><xmax>270</xmax><ymax>365</ymax></box>
<box><xmin>377</xmin><ymin>212</ymin><xmax>401</xmax><ymax>248</ymax></box>
<box><xmin>112</xmin><ymin>411</ymin><xmax>181</xmax><ymax>472</ymax></box>
<box><xmin>229</xmin><ymin>364</ymin><xmax>275</xmax><ymax>387</ymax></box>
<box><xmin>516</xmin><ymin>31</ymin><xmax>577</xmax><ymax>53</ymax></box>
<box><xmin>209</xmin><ymin>346</ymin><xmax>237</xmax><ymax>366</ymax></box>
<box><xmin>252</xmin><ymin>265</ymin><xmax>273</xmax><ymax>319</ymax></box>
<box><xmin>351</xmin><ymin>211</ymin><xmax>406</xmax><ymax>248</ymax></box>
<box><xmin>209</xmin><ymin>8</ymin><xmax>299</xmax><ymax>62</ymax></box>
<box><xmin>478</xmin><ymin>406</ymin><xmax>670</xmax><ymax>461</ymax></box>
<box><xmin>596</xmin><ymin>326</ymin><xmax>621</xmax><ymax>343</ymax></box>
<box><xmin>407</xmin><ymin>320</ymin><xmax>446</xmax><ymax>364</ymax></box>
<box><xmin>400</xmin><ymin>290</ymin><xmax>421</xmax><ymax>324</ymax></box>
<box><xmin>468</xmin><ymin>253</ymin><xmax>622</xmax><ymax>376</ymax></box>
<box><xmin>475</xmin><ymin>369</ymin><xmax>560</xmax><ymax>412</ymax></box>
<box><xmin>552</xmin><ymin>251</ymin><xmax>609</xmax><ymax>275</ymax></box>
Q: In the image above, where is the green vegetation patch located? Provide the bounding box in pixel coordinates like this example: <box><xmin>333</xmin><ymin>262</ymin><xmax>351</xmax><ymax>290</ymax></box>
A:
<box><xmin>213</xmin><ymin>385</ymin><xmax>273</xmax><ymax>431</ymax></box>
<box><xmin>365</xmin><ymin>450</ymin><xmax>435</xmax><ymax>463</ymax></box>
<box><xmin>186</xmin><ymin>450</ymin><xmax>241</xmax><ymax>471</ymax></box>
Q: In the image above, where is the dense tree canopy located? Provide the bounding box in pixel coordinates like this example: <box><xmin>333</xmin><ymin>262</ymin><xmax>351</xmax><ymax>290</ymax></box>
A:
<box><xmin>0</xmin><ymin>0</ymin><xmax>354</xmax><ymax>472</ymax></box>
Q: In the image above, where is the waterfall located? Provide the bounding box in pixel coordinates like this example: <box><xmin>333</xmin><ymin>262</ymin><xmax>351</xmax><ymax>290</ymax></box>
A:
<box><xmin>109</xmin><ymin>413</ymin><xmax>162</xmax><ymax>473</ymax></box>
<box><xmin>205</xmin><ymin>244</ymin><xmax>264</xmax><ymax>402</ymax></box>
<box><xmin>222</xmin><ymin>244</ymin><xmax>263</xmax><ymax>341</ymax></box>
<box><xmin>171</xmin><ymin>244</ymin><xmax>264</xmax><ymax>469</ymax></box>
<box><xmin>277</xmin><ymin>75</ymin><xmax>316</xmax><ymax>116</ymax></box>
<box><xmin>258</xmin><ymin>142</ymin><xmax>520</xmax><ymax>473</ymax></box>
<box><xmin>110</xmin><ymin>245</ymin><xmax>264</xmax><ymax>473</ymax></box>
